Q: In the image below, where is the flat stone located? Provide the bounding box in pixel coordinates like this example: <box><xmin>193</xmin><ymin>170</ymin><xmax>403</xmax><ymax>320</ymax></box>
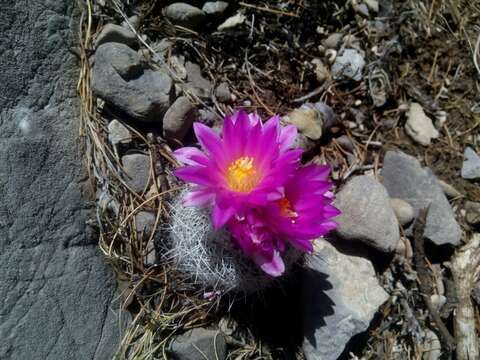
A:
<box><xmin>202</xmin><ymin>1</ymin><xmax>229</xmax><ymax>17</ymax></box>
<box><xmin>334</xmin><ymin>175</ymin><xmax>400</xmax><ymax>252</ymax></box>
<box><xmin>382</xmin><ymin>151</ymin><xmax>461</xmax><ymax>246</ymax></box>
<box><xmin>390</xmin><ymin>198</ymin><xmax>415</xmax><ymax>226</ymax></box>
<box><xmin>163</xmin><ymin>96</ymin><xmax>197</xmax><ymax>141</ymax></box>
<box><xmin>95</xmin><ymin>23</ymin><xmax>137</xmax><ymax>48</ymax></box>
<box><xmin>302</xmin><ymin>239</ymin><xmax>389</xmax><ymax>360</ymax></box>
<box><xmin>122</xmin><ymin>154</ymin><xmax>150</xmax><ymax>193</ymax></box>
<box><xmin>461</xmin><ymin>147</ymin><xmax>480</xmax><ymax>180</ymax></box>
<box><xmin>170</xmin><ymin>328</ymin><xmax>227</xmax><ymax>360</ymax></box>
<box><xmin>331</xmin><ymin>48</ymin><xmax>366</xmax><ymax>81</ymax></box>
<box><xmin>405</xmin><ymin>103</ymin><xmax>439</xmax><ymax>146</ymax></box>
<box><xmin>0</xmin><ymin>1</ymin><xmax>122</xmax><ymax>358</ymax></box>
<box><xmin>92</xmin><ymin>43</ymin><xmax>173</xmax><ymax>123</ymax></box>
<box><xmin>108</xmin><ymin>119</ymin><xmax>132</xmax><ymax>145</ymax></box>
<box><xmin>164</xmin><ymin>3</ymin><xmax>206</xmax><ymax>30</ymax></box>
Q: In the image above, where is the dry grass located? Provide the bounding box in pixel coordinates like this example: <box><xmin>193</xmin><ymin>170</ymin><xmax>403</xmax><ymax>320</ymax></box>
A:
<box><xmin>77</xmin><ymin>1</ymin><xmax>223</xmax><ymax>358</ymax></box>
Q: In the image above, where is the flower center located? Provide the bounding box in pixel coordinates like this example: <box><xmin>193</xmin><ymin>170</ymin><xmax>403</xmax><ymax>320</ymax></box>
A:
<box><xmin>277</xmin><ymin>197</ymin><xmax>298</xmax><ymax>222</ymax></box>
<box><xmin>226</xmin><ymin>156</ymin><xmax>261</xmax><ymax>193</ymax></box>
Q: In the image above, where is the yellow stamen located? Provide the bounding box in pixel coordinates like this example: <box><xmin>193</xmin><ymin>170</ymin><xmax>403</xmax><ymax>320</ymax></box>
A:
<box><xmin>277</xmin><ymin>197</ymin><xmax>298</xmax><ymax>223</ymax></box>
<box><xmin>226</xmin><ymin>157</ymin><xmax>261</xmax><ymax>193</ymax></box>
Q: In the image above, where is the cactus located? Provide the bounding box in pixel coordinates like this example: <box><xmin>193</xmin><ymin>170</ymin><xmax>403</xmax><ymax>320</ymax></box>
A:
<box><xmin>164</xmin><ymin>191</ymin><xmax>302</xmax><ymax>294</ymax></box>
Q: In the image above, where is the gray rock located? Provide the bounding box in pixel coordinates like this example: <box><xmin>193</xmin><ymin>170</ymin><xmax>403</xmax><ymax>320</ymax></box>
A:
<box><xmin>163</xmin><ymin>96</ymin><xmax>197</xmax><ymax>141</ymax></box>
<box><xmin>215</xmin><ymin>82</ymin><xmax>232</xmax><ymax>102</ymax></box>
<box><xmin>364</xmin><ymin>0</ymin><xmax>379</xmax><ymax>13</ymax></box>
<box><xmin>108</xmin><ymin>119</ymin><xmax>132</xmax><ymax>145</ymax></box>
<box><xmin>0</xmin><ymin>1</ymin><xmax>122</xmax><ymax>358</ymax></box>
<box><xmin>335</xmin><ymin>135</ymin><xmax>354</xmax><ymax>153</ymax></box>
<box><xmin>321</xmin><ymin>33</ymin><xmax>344</xmax><ymax>49</ymax></box>
<box><xmin>331</xmin><ymin>48</ymin><xmax>366</xmax><ymax>81</ymax></box>
<box><xmin>183</xmin><ymin>61</ymin><xmax>214</xmax><ymax>98</ymax></box>
<box><xmin>95</xmin><ymin>23</ymin><xmax>137</xmax><ymax>48</ymax></box>
<box><xmin>390</xmin><ymin>198</ymin><xmax>415</xmax><ymax>226</ymax></box>
<box><xmin>334</xmin><ymin>176</ymin><xmax>400</xmax><ymax>252</ymax></box>
<box><xmin>92</xmin><ymin>43</ymin><xmax>173</xmax><ymax>122</ymax></box>
<box><xmin>405</xmin><ymin>103</ymin><xmax>439</xmax><ymax>146</ymax></box>
<box><xmin>461</xmin><ymin>147</ymin><xmax>480</xmax><ymax>180</ymax></box>
<box><xmin>293</xmin><ymin>133</ymin><xmax>316</xmax><ymax>152</ymax></box>
<box><xmin>302</xmin><ymin>239</ymin><xmax>389</xmax><ymax>360</ymax></box>
<box><xmin>122</xmin><ymin>153</ymin><xmax>151</xmax><ymax>192</ymax></box>
<box><xmin>135</xmin><ymin>211</ymin><xmax>156</xmax><ymax>235</ymax></box>
<box><xmin>202</xmin><ymin>1</ymin><xmax>229</xmax><ymax>17</ymax></box>
<box><xmin>465</xmin><ymin>201</ymin><xmax>480</xmax><ymax>227</ymax></box>
<box><xmin>353</xmin><ymin>3</ymin><xmax>370</xmax><ymax>17</ymax></box>
<box><xmin>164</xmin><ymin>3</ymin><xmax>206</xmax><ymax>29</ymax></box>
<box><xmin>382</xmin><ymin>151</ymin><xmax>461</xmax><ymax>246</ymax></box>
<box><xmin>170</xmin><ymin>328</ymin><xmax>227</xmax><ymax>360</ymax></box>
<box><xmin>283</xmin><ymin>102</ymin><xmax>336</xmax><ymax>141</ymax></box>
<box><xmin>121</xmin><ymin>15</ymin><xmax>140</xmax><ymax>30</ymax></box>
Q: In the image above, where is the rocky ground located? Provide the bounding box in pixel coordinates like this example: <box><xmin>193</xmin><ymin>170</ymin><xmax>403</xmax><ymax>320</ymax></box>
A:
<box><xmin>76</xmin><ymin>0</ymin><xmax>480</xmax><ymax>359</ymax></box>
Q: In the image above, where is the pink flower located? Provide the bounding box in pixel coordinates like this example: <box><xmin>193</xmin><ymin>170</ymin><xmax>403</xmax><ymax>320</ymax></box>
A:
<box><xmin>173</xmin><ymin>110</ymin><xmax>340</xmax><ymax>278</ymax></box>
<box><xmin>174</xmin><ymin>110</ymin><xmax>301</xmax><ymax>229</ymax></box>
<box><xmin>227</xmin><ymin>212</ymin><xmax>286</xmax><ymax>277</ymax></box>
<box><xmin>262</xmin><ymin>164</ymin><xmax>341</xmax><ymax>252</ymax></box>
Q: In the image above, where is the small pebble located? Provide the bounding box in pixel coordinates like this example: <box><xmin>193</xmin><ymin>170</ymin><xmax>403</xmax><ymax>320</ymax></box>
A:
<box><xmin>405</xmin><ymin>103</ymin><xmax>439</xmax><ymax>146</ymax></box>
<box><xmin>461</xmin><ymin>147</ymin><xmax>480</xmax><ymax>180</ymax></box>
<box><xmin>465</xmin><ymin>201</ymin><xmax>480</xmax><ymax>227</ymax></box>
<box><xmin>108</xmin><ymin>119</ymin><xmax>132</xmax><ymax>145</ymax></box>
<box><xmin>438</xmin><ymin>179</ymin><xmax>462</xmax><ymax>198</ymax></box>
<box><xmin>214</xmin><ymin>82</ymin><xmax>232</xmax><ymax>102</ymax></box>
<box><xmin>95</xmin><ymin>23</ymin><xmax>137</xmax><ymax>48</ymax></box>
<box><xmin>122</xmin><ymin>153</ymin><xmax>151</xmax><ymax>193</ymax></box>
<box><xmin>331</xmin><ymin>49</ymin><xmax>365</xmax><ymax>81</ymax></box>
<box><xmin>321</xmin><ymin>33</ymin><xmax>343</xmax><ymax>49</ymax></box>
<box><xmin>217</xmin><ymin>13</ymin><xmax>246</xmax><ymax>31</ymax></box>
<box><xmin>202</xmin><ymin>1</ymin><xmax>229</xmax><ymax>17</ymax></box>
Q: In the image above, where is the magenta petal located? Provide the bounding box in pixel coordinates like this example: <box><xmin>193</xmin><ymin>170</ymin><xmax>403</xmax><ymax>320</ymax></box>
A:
<box><xmin>279</xmin><ymin>125</ymin><xmax>297</xmax><ymax>152</ymax></box>
<box><xmin>193</xmin><ymin>122</ymin><xmax>227</xmax><ymax>165</ymax></box>
<box><xmin>174</xmin><ymin>166</ymin><xmax>215</xmax><ymax>186</ymax></box>
<box><xmin>173</xmin><ymin>147</ymin><xmax>209</xmax><ymax>166</ymax></box>
<box><xmin>254</xmin><ymin>250</ymin><xmax>285</xmax><ymax>277</ymax></box>
<box><xmin>183</xmin><ymin>188</ymin><xmax>215</xmax><ymax>207</ymax></box>
<box><xmin>212</xmin><ymin>202</ymin><xmax>235</xmax><ymax>229</ymax></box>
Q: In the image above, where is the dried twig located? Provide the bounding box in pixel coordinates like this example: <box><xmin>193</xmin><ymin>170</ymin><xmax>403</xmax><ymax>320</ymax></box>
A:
<box><xmin>451</xmin><ymin>233</ymin><xmax>480</xmax><ymax>360</ymax></box>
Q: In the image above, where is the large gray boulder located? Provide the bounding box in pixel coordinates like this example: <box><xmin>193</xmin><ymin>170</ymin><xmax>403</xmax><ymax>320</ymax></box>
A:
<box><xmin>382</xmin><ymin>151</ymin><xmax>461</xmax><ymax>246</ymax></box>
<box><xmin>302</xmin><ymin>239</ymin><xmax>389</xmax><ymax>360</ymax></box>
<box><xmin>0</xmin><ymin>2</ymin><xmax>122</xmax><ymax>359</ymax></box>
